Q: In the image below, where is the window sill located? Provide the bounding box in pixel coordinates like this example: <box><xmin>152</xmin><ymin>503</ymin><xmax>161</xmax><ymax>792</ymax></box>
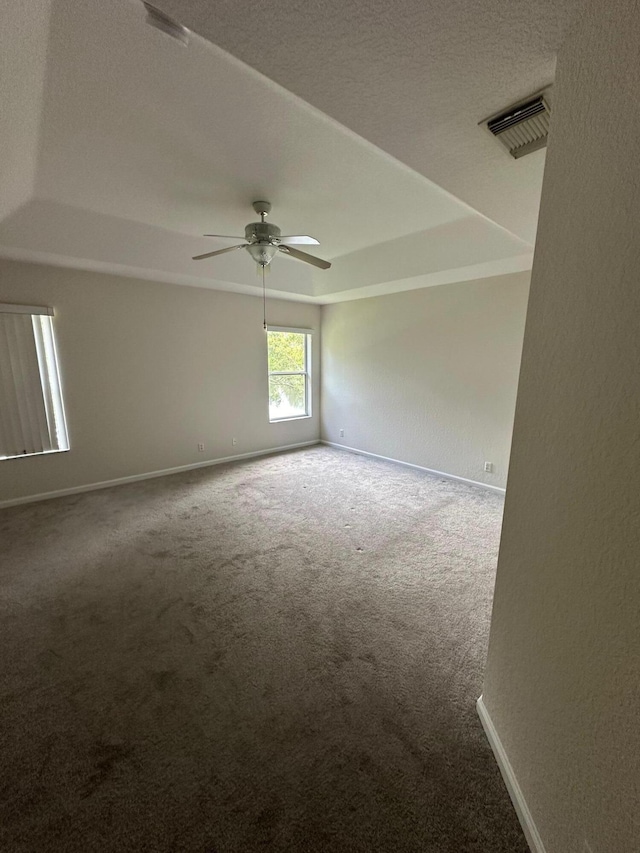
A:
<box><xmin>269</xmin><ymin>414</ymin><xmax>313</xmax><ymax>424</ymax></box>
<box><xmin>1</xmin><ymin>448</ymin><xmax>70</xmax><ymax>461</ymax></box>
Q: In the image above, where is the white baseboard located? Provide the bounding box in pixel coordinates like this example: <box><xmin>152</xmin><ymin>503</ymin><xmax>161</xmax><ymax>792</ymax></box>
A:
<box><xmin>476</xmin><ymin>696</ymin><xmax>546</xmax><ymax>853</ymax></box>
<box><xmin>321</xmin><ymin>441</ymin><xmax>506</xmax><ymax>494</ymax></box>
<box><xmin>0</xmin><ymin>440</ymin><xmax>320</xmax><ymax>509</ymax></box>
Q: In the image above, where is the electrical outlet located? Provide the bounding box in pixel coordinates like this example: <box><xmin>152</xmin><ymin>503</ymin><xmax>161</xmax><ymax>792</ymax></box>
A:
<box><xmin>232</xmin><ymin>438</ymin><xmax>237</xmax><ymax>446</ymax></box>
<box><xmin>197</xmin><ymin>442</ymin><xmax>205</xmax><ymax>452</ymax></box>
<box><xmin>339</xmin><ymin>429</ymin><xmax>344</xmax><ymax>438</ymax></box>
<box><xmin>484</xmin><ymin>461</ymin><xmax>493</xmax><ymax>473</ymax></box>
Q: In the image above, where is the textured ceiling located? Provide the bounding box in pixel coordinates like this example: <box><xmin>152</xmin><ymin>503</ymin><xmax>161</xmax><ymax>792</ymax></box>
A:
<box><xmin>0</xmin><ymin>0</ymin><xmax>51</xmax><ymax>222</ymax></box>
<box><xmin>161</xmin><ymin>0</ymin><xmax>583</xmax><ymax>244</ymax></box>
<box><xmin>0</xmin><ymin>0</ymin><xmax>582</xmax><ymax>302</ymax></box>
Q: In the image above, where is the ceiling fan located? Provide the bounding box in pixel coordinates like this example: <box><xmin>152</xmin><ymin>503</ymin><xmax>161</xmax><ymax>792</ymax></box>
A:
<box><xmin>192</xmin><ymin>201</ymin><xmax>331</xmax><ymax>270</ymax></box>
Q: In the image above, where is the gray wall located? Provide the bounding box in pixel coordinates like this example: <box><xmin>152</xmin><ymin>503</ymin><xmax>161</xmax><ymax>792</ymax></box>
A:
<box><xmin>0</xmin><ymin>260</ymin><xmax>320</xmax><ymax>503</ymax></box>
<box><xmin>321</xmin><ymin>273</ymin><xmax>530</xmax><ymax>488</ymax></box>
<box><xmin>483</xmin><ymin>1</ymin><xmax>640</xmax><ymax>851</ymax></box>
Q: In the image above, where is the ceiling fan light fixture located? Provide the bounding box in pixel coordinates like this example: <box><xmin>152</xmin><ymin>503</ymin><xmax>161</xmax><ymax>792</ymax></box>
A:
<box><xmin>246</xmin><ymin>243</ymin><xmax>279</xmax><ymax>267</ymax></box>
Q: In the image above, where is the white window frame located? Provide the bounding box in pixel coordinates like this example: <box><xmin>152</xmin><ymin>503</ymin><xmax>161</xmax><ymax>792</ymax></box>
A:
<box><xmin>267</xmin><ymin>326</ymin><xmax>312</xmax><ymax>423</ymax></box>
<box><xmin>0</xmin><ymin>303</ymin><xmax>69</xmax><ymax>460</ymax></box>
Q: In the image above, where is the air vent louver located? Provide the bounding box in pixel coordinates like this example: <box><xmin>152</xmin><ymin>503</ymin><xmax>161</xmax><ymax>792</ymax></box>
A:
<box><xmin>486</xmin><ymin>94</ymin><xmax>550</xmax><ymax>159</ymax></box>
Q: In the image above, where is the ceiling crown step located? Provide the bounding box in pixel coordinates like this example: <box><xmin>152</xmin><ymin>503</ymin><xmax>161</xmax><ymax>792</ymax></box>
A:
<box><xmin>143</xmin><ymin>3</ymin><xmax>190</xmax><ymax>46</ymax></box>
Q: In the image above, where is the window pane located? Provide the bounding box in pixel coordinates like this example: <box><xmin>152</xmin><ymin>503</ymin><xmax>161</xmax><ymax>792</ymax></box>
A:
<box><xmin>35</xmin><ymin>315</ymin><xmax>69</xmax><ymax>452</ymax></box>
<box><xmin>267</xmin><ymin>331</ymin><xmax>305</xmax><ymax>373</ymax></box>
<box><xmin>269</xmin><ymin>374</ymin><xmax>306</xmax><ymax>420</ymax></box>
<box><xmin>0</xmin><ymin>311</ymin><xmax>68</xmax><ymax>459</ymax></box>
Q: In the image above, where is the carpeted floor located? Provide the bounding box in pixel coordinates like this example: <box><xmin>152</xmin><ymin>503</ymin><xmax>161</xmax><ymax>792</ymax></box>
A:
<box><xmin>0</xmin><ymin>446</ymin><xmax>527</xmax><ymax>852</ymax></box>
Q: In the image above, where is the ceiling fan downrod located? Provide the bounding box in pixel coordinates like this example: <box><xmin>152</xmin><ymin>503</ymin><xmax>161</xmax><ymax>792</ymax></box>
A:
<box><xmin>252</xmin><ymin>200</ymin><xmax>272</xmax><ymax>222</ymax></box>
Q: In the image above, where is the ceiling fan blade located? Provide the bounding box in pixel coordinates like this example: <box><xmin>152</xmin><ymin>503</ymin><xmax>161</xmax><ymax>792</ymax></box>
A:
<box><xmin>279</xmin><ymin>245</ymin><xmax>331</xmax><ymax>270</ymax></box>
<box><xmin>202</xmin><ymin>234</ymin><xmax>245</xmax><ymax>239</ymax></box>
<box><xmin>278</xmin><ymin>235</ymin><xmax>320</xmax><ymax>245</ymax></box>
<box><xmin>192</xmin><ymin>244</ymin><xmax>246</xmax><ymax>261</ymax></box>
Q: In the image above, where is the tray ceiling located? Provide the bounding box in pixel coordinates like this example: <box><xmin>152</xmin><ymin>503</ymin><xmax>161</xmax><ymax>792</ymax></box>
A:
<box><xmin>0</xmin><ymin>0</ymin><xmax>582</xmax><ymax>302</ymax></box>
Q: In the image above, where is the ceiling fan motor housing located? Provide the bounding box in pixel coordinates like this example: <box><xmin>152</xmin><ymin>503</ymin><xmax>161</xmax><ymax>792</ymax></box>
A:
<box><xmin>245</xmin><ymin>222</ymin><xmax>281</xmax><ymax>243</ymax></box>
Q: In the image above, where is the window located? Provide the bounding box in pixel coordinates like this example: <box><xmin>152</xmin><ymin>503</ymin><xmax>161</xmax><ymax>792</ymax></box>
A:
<box><xmin>0</xmin><ymin>303</ymin><xmax>69</xmax><ymax>460</ymax></box>
<box><xmin>267</xmin><ymin>327</ymin><xmax>312</xmax><ymax>422</ymax></box>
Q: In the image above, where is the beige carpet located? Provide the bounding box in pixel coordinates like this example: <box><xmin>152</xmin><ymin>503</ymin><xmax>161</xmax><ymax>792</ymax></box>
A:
<box><xmin>0</xmin><ymin>446</ymin><xmax>527</xmax><ymax>852</ymax></box>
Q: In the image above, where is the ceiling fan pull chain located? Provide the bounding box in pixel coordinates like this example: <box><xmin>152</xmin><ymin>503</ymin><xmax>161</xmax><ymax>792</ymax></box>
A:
<box><xmin>262</xmin><ymin>265</ymin><xmax>267</xmax><ymax>330</ymax></box>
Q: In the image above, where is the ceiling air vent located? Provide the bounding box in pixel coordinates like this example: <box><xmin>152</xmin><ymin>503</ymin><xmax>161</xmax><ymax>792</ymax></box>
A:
<box><xmin>143</xmin><ymin>3</ymin><xmax>190</xmax><ymax>46</ymax></box>
<box><xmin>484</xmin><ymin>94</ymin><xmax>550</xmax><ymax>159</ymax></box>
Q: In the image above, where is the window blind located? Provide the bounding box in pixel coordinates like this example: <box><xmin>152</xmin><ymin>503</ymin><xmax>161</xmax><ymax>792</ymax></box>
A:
<box><xmin>0</xmin><ymin>305</ymin><xmax>69</xmax><ymax>459</ymax></box>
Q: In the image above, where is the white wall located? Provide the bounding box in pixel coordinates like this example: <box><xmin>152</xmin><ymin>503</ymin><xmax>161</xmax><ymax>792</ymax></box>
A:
<box><xmin>482</xmin><ymin>1</ymin><xmax>640</xmax><ymax>851</ymax></box>
<box><xmin>0</xmin><ymin>259</ymin><xmax>320</xmax><ymax>503</ymax></box>
<box><xmin>321</xmin><ymin>273</ymin><xmax>530</xmax><ymax>488</ymax></box>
